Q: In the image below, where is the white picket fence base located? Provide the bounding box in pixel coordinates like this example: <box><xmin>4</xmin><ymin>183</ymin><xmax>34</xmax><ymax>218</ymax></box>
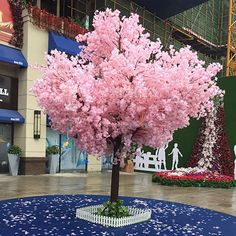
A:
<box><xmin>76</xmin><ymin>204</ymin><xmax>152</xmax><ymax>227</ymax></box>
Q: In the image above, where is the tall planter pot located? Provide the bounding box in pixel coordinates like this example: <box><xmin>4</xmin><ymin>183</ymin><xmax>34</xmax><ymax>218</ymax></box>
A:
<box><xmin>48</xmin><ymin>154</ymin><xmax>59</xmax><ymax>174</ymax></box>
<box><xmin>8</xmin><ymin>154</ymin><xmax>20</xmax><ymax>176</ymax></box>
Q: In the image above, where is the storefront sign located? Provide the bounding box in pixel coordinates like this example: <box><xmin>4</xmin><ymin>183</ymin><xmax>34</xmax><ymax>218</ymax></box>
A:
<box><xmin>0</xmin><ymin>88</ymin><xmax>9</xmax><ymax>97</ymax></box>
<box><xmin>0</xmin><ymin>0</ymin><xmax>14</xmax><ymax>44</ymax></box>
<box><xmin>0</xmin><ymin>74</ymin><xmax>18</xmax><ymax>110</ymax></box>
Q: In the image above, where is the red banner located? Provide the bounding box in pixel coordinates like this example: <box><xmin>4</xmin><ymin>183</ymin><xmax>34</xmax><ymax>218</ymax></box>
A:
<box><xmin>0</xmin><ymin>0</ymin><xmax>14</xmax><ymax>44</ymax></box>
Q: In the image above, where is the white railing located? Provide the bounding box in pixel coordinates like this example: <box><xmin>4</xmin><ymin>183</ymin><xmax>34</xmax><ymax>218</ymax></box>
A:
<box><xmin>133</xmin><ymin>152</ymin><xmax>161</xmax><ymax>172</ymax></box>
<box><xmin>76</xmin><ymin>205</ymin><xmax>151</xmax><ymax>227</ymax></box>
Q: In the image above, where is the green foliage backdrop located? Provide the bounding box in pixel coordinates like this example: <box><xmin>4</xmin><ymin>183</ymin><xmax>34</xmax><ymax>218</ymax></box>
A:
<box><xmin>143</xmin><ymin>119</ymin><xmax>201</xmax><ymax>170</ymax></box>
<box><xmin>217</xmin><ymin>76</ymin><xmax>236</xmax><ymax>154</ymax></box>
<box><xmin>143</xmin><ymin>76</ymin><xmax>236</xmax><ymax>170</ymax></box>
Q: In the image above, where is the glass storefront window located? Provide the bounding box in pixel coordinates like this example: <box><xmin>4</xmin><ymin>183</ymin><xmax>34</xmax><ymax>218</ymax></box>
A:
<box><xmin>46</xmin><ymin>127</ymin><xmax>87</xmax><ymax>172</ymax></box>
<box><xmin>60</xmin><ymin>0</ymin><xmax>87</xmax><ymax>23</ymax></box>
<box><xmin>102</xmin><ymin>154</ymin><xmax>113</xmax><ymax>171</ymax></box>
<box><xmin>41</xmin><ymin>0</ymin><xmax>57</xmax><ymax>15</ymax></box>
<box><xmin>0</xmin><ymin>124</ymin><xmax>12</xmax><ymax>173</ymax></box>
<box><xmin>60</xmin><ymin>134</ymin><xmax>87</xmax><ymax>171</ymax></box>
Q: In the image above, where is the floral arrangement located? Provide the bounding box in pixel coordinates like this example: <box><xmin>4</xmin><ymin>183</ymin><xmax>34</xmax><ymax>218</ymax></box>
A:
<box><xmin>152</xmin><ymin>167</ymin><xmax>236</xmax><ymax>188</ymax></box>
<box><xmin>212</xmin><ymin>106</ymin><xmax>234</xmax><ymax>176</ymax></box>
<box><xmin>8</xmin><ymin>0</ymin><xmax>24</xmax><ymax>48</ymax></box>
<box><xmin>27</xmin><ymin>5</ymin><xmax>87</xmax><ymax>39</ymax></box>
<box><xmin>188</xmin><ymin>99</ymin><xmax>234</xmax><ymax>177</ymax></box>
<box><xmin>197</xmin><ymin>106</ymin><xmax>217</xmax><ymax>169</ymax></box>
<box><xmin>5</xmin><ymin>0</ymin><xmax>86</xmax><ymax>49</ymax></box>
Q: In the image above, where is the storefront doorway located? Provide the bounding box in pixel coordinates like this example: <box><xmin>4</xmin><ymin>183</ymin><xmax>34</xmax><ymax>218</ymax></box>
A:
<box><xmin>46</xmin><ymin>128</ymin><xmax>87</xmax><ymax>172</ymax></box>
<box><xmin>60</xmin><ymin>134</ymin><xmax>87</xmax><ymax>171</ymax></box>
<box><xmin>0</xmin><ymin>123</ymin><xmax>12</xmax><ymax>173</ymax></box>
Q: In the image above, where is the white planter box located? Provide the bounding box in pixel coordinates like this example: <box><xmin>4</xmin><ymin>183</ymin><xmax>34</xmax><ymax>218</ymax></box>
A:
<box><xmin>76</xmin><ymin>205</ymin><xmax>151</xmax><ymax>227</ymax></box>
<box><xmin>48</xmin><ymin>154</ymin><xmax>59</xmax><ymax>174</ymax></box>
<box><xmin>8</xmin><ymin>154</ymin><xmax>20</xmax><ymax>176</ymax></box>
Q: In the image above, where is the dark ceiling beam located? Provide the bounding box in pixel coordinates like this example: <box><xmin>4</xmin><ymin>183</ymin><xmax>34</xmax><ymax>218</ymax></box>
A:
<box><xmin>133</xmin><ymin>0</ymin><xmax>210</xmax><ymax>19</ymax></box>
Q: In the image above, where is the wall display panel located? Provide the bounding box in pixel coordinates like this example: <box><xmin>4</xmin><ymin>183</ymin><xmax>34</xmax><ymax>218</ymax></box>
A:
<box><xmin>0</xmin><ymin>74</ymin><xmax>18</xmax><ymax>110</ymax></box>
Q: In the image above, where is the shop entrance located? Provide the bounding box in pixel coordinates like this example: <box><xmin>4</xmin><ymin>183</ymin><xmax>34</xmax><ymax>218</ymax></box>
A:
<box><xmin>60</xmin><ymin>134</ymin><xmax>88</xmax><ymax>172</ymax></box>
<box><xmin>46</xmin><ymin>128</ymin><xmax>87</xmax><ymax>172</ymax></box>
<box><xmin>0</xmin><ymin>123</ymin><xmax>12</xmax><ymax>173</ymax></box>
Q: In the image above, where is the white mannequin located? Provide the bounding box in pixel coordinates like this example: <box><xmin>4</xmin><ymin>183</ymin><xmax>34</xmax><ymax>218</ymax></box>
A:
<box><xmin>158</xmin><ymin>144</ymin><xmax>168</xmax><ymax>170</ymax></box>
<box><xmin>168</xmin><ymin>143</ymin><xmax>183</xmax><ymax>170</ymax></box>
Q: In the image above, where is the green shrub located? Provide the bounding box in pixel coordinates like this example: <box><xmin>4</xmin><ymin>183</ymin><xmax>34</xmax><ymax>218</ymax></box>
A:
<box><xmin>46</xmin><ymin>145</ymin><xmax>59</xmax><ymax>155</ymax></box>
<box><xmin>96</xmin><ymin>200</ymin><xmax>130</xmax><ymax>218</ymax></box>
<box><xmin>8</xmin><ymin>145</ymin><xmax>22</xmax><ymax>156</ymax></box>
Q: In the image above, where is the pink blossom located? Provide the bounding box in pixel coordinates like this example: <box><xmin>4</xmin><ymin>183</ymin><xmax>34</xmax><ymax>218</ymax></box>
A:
<box><xmin>31</xmin><ymin>9</ymin><xmax>222</xmax><ymax>159</ymax></box>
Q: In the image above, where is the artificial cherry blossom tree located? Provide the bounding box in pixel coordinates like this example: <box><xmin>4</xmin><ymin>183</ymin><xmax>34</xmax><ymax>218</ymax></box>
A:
<box><xmin>32</xmin><ymin>9</ymin><xmax>222</xmax><ymax>202</ymax></box>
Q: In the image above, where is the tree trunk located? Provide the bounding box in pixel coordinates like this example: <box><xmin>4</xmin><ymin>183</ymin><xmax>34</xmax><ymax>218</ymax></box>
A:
<box><xmin>110</xmin><ymin>163</ymin><xmax>120</xmax><ymax>202</ymax></box>
<box><xmin>110</xmin><ymin>135</ymin><xmax>122</xmax><ymax>202</ymax></box>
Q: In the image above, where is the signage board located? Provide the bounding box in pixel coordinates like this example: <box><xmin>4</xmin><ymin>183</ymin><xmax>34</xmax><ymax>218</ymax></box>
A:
<box><xmin>0</xmin><ymin>0</ymin><xmax>14</xmax><ymax>44</ymax></box>
<box><xmin>0</xmin><ymin>74</ymin><xmax>18</xmax><ymax>110</ymax></box>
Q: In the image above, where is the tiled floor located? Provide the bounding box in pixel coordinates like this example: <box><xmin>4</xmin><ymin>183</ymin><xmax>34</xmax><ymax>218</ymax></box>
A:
<box><xmin>0</xmin><ymin>171</ymin><xmax>235</xmax><ymax>216</ymax></box>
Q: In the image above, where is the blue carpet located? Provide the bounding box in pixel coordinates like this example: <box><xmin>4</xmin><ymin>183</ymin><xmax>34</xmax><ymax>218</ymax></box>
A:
<box><xmin>0</xmin><ymin>195</ymin><xmax>235</xmax><ymax>236</ymax></box>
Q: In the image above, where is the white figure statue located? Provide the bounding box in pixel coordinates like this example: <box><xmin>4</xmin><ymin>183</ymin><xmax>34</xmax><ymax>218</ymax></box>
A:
<box><xmin>168</xmin><ymin>143</ymin><xmax>183</xmax><ymax>170</ymax></box>
<box><xmin>158</xmin><ymin>144</ymin><xmax>168</xmax><ymax>170</ymax></box>
<box><xmin>135</xmin><ymin>147</ymin><xmax>144</xmax><ymax>168</ymax></box>
<box><xmin>234</xmin><ymin>145</ymin><xmax>236</xmax><ymax>180</ymax></box>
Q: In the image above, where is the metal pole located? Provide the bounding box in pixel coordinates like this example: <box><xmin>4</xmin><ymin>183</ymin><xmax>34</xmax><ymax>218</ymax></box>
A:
<box><xmin>59</xmin><ymin>134</ymin><xmax>62</xmax><ymax>172</ymax></box>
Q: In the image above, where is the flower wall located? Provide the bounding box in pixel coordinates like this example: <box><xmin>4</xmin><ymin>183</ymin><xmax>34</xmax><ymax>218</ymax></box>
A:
<box><xmin>188</xmin><ymin>103</ymin><xmax>234</xmax><ymax>177</ymax></box>
<box><xmin>213</xmin><ymin>107</ymin><xmax>234</xmax><ymax>176</ymax></box>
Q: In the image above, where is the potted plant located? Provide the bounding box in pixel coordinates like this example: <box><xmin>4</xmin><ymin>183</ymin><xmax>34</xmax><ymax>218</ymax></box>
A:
<box><xmin>7</xmin><ymin>145</ymin><xmax>22</xmax><ymax>176</ymax></box>
<box><xmin>46</xmin><ymin>145</ymin><xmax>60</xmax><ymax>174</ymax></box>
